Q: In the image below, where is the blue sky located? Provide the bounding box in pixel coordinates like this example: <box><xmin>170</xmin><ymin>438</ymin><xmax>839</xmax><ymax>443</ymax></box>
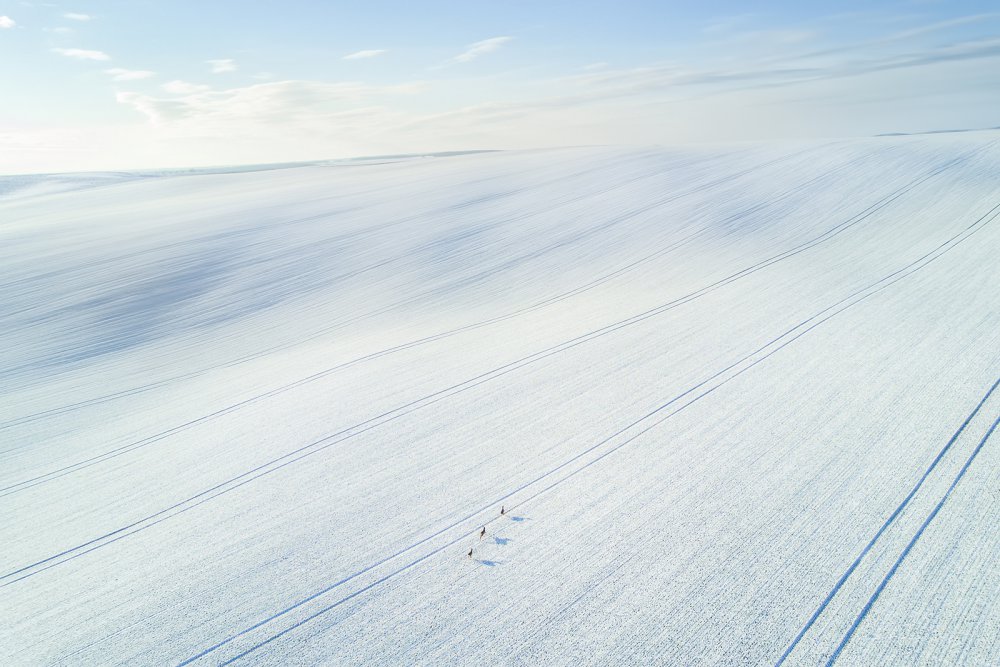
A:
<box><xmin>1</xmin><ymin>0</ymin><xmax>999</xmax><ymax>172</ymax></box>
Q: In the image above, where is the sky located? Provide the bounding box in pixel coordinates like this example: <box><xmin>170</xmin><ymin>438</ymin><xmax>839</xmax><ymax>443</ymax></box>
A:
<box><xmin>1</xmin><ymin>0</ymin><xmax>999</xmax><ymax>173</ymax></box>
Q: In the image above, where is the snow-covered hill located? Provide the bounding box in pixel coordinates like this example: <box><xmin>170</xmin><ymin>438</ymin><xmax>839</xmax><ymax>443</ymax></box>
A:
<box><xmin>2</xmin><ymin>135</ymin><xmax>998</xmax><ymax>666</ymax></box>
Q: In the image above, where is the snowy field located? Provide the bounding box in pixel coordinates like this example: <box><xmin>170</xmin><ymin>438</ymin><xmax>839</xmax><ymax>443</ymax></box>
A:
<box><xmin>1</xmin><ymin>134</ymin><xmax>999</xmax><ymax>666</ymax></box>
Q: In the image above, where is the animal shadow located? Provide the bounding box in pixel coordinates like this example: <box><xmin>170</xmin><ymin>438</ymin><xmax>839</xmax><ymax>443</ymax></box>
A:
<box><xmin>509</xmin><ymin>515</ymin><xmax>529</xmax><ymax>522</ymax></box>
<box><xmin>494</xmin><ymin>536</ymin><xmax>511</xmax><ymax>546</ymax></box>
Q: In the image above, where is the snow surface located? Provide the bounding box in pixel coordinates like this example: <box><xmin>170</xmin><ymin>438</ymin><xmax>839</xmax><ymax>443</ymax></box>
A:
<box><xmin>1</xmin><ymin>135</ymin><xmax>999</xmax><ymax>666</ymax></box>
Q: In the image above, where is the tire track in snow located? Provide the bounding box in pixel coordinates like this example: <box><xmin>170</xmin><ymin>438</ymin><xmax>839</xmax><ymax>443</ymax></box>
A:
<box><xmin>0</xmin><ymin>147</ymin><xmax>921</xmax><ymax>474</ymax></box>
<box><xmin>10</xmin><ymin>146</ymin><xmax>834</xmax><ymax>430</ymax></box>
<box><xmin>174</xmin><ymin>200</ymin><xmax>1000</xmax><ymax>666</ymax></box>
<box><xmin>0</xmin><ymin>149</ymin><xmax>664</xmax><ymax>294</ymax></box>
<box><xmin>1</xmin><ymin>156</ymin><xmax>988</xmax><ymax>589</ymax></box>
<box><xmin>825</xmin><ymin>413</ymin><xmax>1000</xmax><ymax>665</ymax></box>
<box><xmin>0</xmin><ymin>147</ymin><xmax>764</xmax><ymax>427</ymax></box>
<box><xmin>1</xmin><ymin>150</ymin><xmax>702</xmax><ymax>379</ymax></box>
<box><xmin>773</xmin><ymin>376</ymin><xmax>1000</xmax><ymax>666</ymax></box>
<box><xmin>0</xmin><ymin>144</ymin><xmax>845</xmax><ymax>489</ymax></box>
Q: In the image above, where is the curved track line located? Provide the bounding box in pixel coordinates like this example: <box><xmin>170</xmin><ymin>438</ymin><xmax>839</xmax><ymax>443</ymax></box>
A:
<box><xmin>4</xmin><ymin>177</ymin><xmax>992</xmax><ymax>593</ymax></box>
<box><xmin>0</xmin><ymin>146</ymin><xmax>862</xmax><ymax>494</ymax></box>
<box><xmin>176</xmin><ymin>201</ymin><xmax>1000</xmax><ymax>665</ymax></box>
<box><xmin>0</xmin><ymin>146</ymin><xmax>757</xmax><ymax>425</ymax></box>
<box><xmin>773</xmin><ymin>376</ymin><xmax>1000</xmax><ymax>666</ymax></box>
<box><xmin>826</xmin><ymin>413</ymin><xmax>1000</xmax><ymax>666</ymax></box>
<box><xmin>1</xmin><ymin>152</ymin><xmax>697</xmax><ymax>380</ymax></box>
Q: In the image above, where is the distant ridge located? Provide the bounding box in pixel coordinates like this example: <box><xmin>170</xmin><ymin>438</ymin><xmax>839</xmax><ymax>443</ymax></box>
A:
<box><xmin>876</xmin><ymin>125</ymin><xmax>1000</xmax><ymax>137</ymax></box>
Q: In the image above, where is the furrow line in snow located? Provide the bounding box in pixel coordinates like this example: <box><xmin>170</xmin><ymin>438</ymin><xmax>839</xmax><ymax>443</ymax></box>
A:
<box><xmin>0</xmin><ymin>143</ymin><xmax>958</xmax><ymax>498</ymax></box>
<box><xmin>0</xmin><ymin>144</ymin><xmax>869</xmax><ymax>493</ymax></box>
<box><xmin>0</xmin><ymin>147</ymin><xmax>731</xmax><ymax>381</ymax></box>
<box><xmin>172</xmin><ymin>200</ymin><xmax>1000</xmax><ymax>666</ymax></box>
<box><xmin>825</xmin><ymin>413</ymin><xmax>1000</xmax><ymax>665</ymax></box>
<box><xmin>773</xmin><ymin>376</ymin><xmax>1000</xmax><ymax>666</ymax></box>
<box><xmin>0</xmin><ymin>147</ymin><xmax>678</xmax><ymax>293</ymax></box>
<box><xmin>0</xmin><ymin>150</ymin><xmax>704</xmax><ymax>380</ymax></box>
<box><xmin>0</xmin><ymin>142</ymin><xmax>831</xmax><ymax>429</ymax></box>
<box><xmin>3</xmin><ymin>172</ymin><xmax>992</xmax><ymax>593</ymax></box>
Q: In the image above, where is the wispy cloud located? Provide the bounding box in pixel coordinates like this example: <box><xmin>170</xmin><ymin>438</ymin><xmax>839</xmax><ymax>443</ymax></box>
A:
<box><xmin>771</xmin><ymin>12</ymin><xmax>1000</xmax><ymax>63</ymax></box>
<box><xmin>453</xmin><ymin>36</ymin><xmax>513</xmax><ymax>63</ymax></box>
<box><xmin>0</xmin><ymin>15</ymin><xmax>15</xmax><ymax>29</ymax></box>
<box><xmin>105</xmin><ymin>67</ymin><xmax>155</xmax><ymax>81</ymax></box>
<box><xmin>118</xmin><ymin>79</ymin><xmax>427</xmax><ymax>127</ymax></box>
<box><xmin>63</xmin><ymin>12</ymin><xmax>92</xmax><ymax>21</ymax></box>
<box><xmin>874</xmin><ymin>12</ymin><xmax>1000</xmax><ymax>42</ymax></box>
<box><xmin>702</xmin><ymin>14</ymin><xmax>754</xmax><ymax>35</ymax></box>
<box><xmin>53</xmin><ymin>47</ymin><xmax>110</xmax><ymax>60</ymax></box>
<box><xmin>162</xmin><ymin>80</ymin><xmax>211</xmax><ymax>94</ymax></box>
<box><xmin>562</xmin><ymin>32</ymin><xmax>1000</xmax><ymax>105</ymax></box>
<box><xmin>735</xmin><ymin>29</ymin><xmax>819</xmax><ymax>45</ymax></box>
<box><xmin>207</xmin><ymin>58</ymin><xmax>237</xmax><ymax>73</ymax></box>
<box><xmin>343</xmin><ymin>49</ymin><xmax>386</xmax><ymax>60</ymax></box>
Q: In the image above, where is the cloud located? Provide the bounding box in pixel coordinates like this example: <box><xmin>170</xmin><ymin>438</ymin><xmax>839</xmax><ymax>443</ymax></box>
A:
<box><xmin>116</xmin><ymin>79</ymin><xmax>427</xmax><ymax>128</ymax></box>
<box><xmin>343</xmin><ymin>49</ymin><xmax>386</xmax><ymax>60</ymax></box>
<box><xmin>869</xmin><ymin>12</ymin><xmax>1000</xmax><ymax>43</ymax></box>
<box><xmin>52</xmin><ymin>47</ymin><xmax>110</xmax><ymax>60</ymax></box>
<box><xmin>13</xmin><ymin>8</ymin><xmax>1000</xmax><ymax>174</ymax></box>
<box><xmin>453</xmin><ymin>36</ymin><xmax>512</xmax><ymax>63</ymax></box>
<box><xmin>774</xmin><ymin>12</ymin><xmax>1000</xmax><ymax>63</ymax></box>
<box><xmin>739</xmin><ymin>29</ymin><xmax>819</xmax><ymax>45</ymax></box>
<box><xmin>0</xmin><ymin>15</ymin><xmax>15</xmax><ymax>28</ymax></box>
<box><xmin>559</xmin><ymin>33</ymin><xmax>1000</xmax><ymax>105</ymax></box>
<box><xmin>207</xmin><ymin>58</ymin><xmax>237</xmax><ymax>73</ymax></box>
<box><xmin>162</xmin><ymin>80</ymin><xmax>211</xmax><ymax>94</ymax></box>
<box><xmin>703</xmin><ymin>15</ymin><xmax>754</xmax><ymax>35</ymax></box>
<box><xmin>63</xmin><ymin>12</ymin><xmax>91</xmax><ymax>21</ymax></box>
<box><xmin>105</xmin><ymin>68</ymin><xmax>155</xmax><ymax>81</ymax></box>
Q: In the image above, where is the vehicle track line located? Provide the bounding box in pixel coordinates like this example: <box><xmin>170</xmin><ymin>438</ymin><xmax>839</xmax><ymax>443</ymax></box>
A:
<box><xmin>0</xmin><ymin>147</ymin><xmax>943</xmax><ymax>484</ymax></box>
<box><xmin>4</xmin><ymin>171</ymin><xmax>990</xmax><ymax>592</ymax></box>
<box><xmin>773</xmin><ymin>376</ymin><xmax>1000</xmax><ymax>666</ymax></box>
<box><xmin>177</xmin><ymin>200</ymin><xmax>1000</xmax><ymax>666</ymax></box>
<box><xmin>0</xmin><ymin>146</ymin><xmax>860</xmax><ymax>493</ymax></box>
<box><xmin>825</xmin><ymin>413</ymin><xmax>1000</xmax><ymax>666</ymax></box>
<box><xmin>0</xmin><ymin>146</ymin><xmax>747</xmax><ymax>422</ymax></box>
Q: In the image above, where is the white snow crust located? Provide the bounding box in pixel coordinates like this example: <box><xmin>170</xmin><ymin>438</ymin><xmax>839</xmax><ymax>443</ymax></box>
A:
<box><xmin>2</xmin><ymin>135</ymin><xmax>999</xmax><ymax>665</ymax></box>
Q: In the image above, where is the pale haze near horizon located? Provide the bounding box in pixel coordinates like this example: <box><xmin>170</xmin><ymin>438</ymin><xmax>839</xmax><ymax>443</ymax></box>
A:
<box><xmin>1</xmin><ymin>0</ymin><xmax>998</xmax><ymax>174</ymax></box>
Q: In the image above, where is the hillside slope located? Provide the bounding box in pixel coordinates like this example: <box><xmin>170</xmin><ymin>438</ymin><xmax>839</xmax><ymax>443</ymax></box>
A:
<box><xmin>2</xmin><ymin>135</ymin><xmax>999</xmax><ymax>666</ymax></box>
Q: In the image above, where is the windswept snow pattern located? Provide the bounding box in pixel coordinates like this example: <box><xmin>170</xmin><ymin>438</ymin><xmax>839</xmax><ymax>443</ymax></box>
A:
<box><xmin>2</xmin><ymin>136</ymin><xmax>999</xmax><ymax>666</ymax></box>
